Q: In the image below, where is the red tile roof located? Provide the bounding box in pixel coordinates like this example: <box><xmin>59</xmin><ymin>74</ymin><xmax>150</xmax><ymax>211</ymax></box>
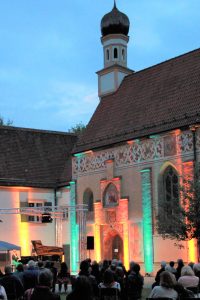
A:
<box><xmin>0</xmin><ymin>126</ymin><xmax>77</xmax><ymax>188</ymax></box>
<box><xmin>74</xmin><ymin>48</ymin><xmax>200</xmax><ymax>153</ymax></box>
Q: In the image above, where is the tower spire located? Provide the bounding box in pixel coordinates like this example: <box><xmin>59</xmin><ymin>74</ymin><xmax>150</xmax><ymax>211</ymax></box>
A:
<box><xmin>114</xmin><ymin>0</ymin><xmax>116</xmax><ymax>8</ymax></box>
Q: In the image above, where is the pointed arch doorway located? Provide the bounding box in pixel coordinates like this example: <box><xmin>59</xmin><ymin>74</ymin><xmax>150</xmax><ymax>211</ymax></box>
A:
<box><xmin>103</xmin><ymin>231</ymin><xmax>124</xmax><ymax>262</ymax></box>
<box><xmin>112</xmin><ymin>234</ymin><xmax>123</xmax><ymax>260</ymax></box>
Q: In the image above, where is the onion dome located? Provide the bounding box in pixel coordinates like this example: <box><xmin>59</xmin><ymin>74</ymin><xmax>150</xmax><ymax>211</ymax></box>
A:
<box><xmin>101</xmin><ymin>1</ymin><xmax>130</xmax><ymax>37</ymax></box>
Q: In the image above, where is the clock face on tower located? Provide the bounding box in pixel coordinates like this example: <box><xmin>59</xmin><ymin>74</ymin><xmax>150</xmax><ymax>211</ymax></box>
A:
<box><xmin>103</xmin><ymin>183</ymin><xmax>119</xmax><ymax>207</ymax></box>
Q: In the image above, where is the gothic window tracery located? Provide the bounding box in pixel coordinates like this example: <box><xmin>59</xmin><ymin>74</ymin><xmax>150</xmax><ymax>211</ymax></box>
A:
<box><xmin>162</xmin><ymin>166</ymin><xmax>179</xmax><ymax>217</ymax></box>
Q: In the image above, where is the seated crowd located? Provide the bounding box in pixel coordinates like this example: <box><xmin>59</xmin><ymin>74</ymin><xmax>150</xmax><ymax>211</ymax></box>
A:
<box><xmin>0</xmin><ymin>257</ymin><xmax>199</xmax><ymax>299</ymax></box>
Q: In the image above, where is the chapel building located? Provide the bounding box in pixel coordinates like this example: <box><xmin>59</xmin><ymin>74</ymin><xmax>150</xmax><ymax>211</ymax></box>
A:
<box><xmin>72</xmin><ymin>2</ymin><xmax>200</xmax><ymax>273</ymax></box>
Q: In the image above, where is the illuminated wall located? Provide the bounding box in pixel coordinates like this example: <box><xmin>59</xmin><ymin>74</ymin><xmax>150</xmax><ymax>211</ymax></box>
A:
<box><xmin>183</xmin><ymin>161</ymin><xmax>197</xmax><ymax>262</ymax></box>
<box><xmin>69</xmin><ymin>181</ymin><xmax>79</xmax><ymax>274</ymax></box>
<box><xmin>140</xmin><ymin>168</ymin><xmax>153</xmax><ymax>273</ymax></box>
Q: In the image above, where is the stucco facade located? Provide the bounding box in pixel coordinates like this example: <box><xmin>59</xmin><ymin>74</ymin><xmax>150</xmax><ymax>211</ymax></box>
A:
<box><xmin>72</xmin><ymin>129</ymin><xmax>199</xmax><ymax>273</ymax></box>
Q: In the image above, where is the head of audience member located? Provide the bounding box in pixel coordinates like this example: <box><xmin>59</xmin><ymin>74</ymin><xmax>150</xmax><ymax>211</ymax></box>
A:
<box><xmin>80</xmin><ymin>260</ymin><xmax>90</xmax><ymax>275</ymax></box>
<box><xmin>115</xmin><ymin>266</ymin><xmax>124</xmax><ymax>279</ymax></box>
<box><xmin>60</xmin><ymin>262</ymin><xmax>68</xmax><ymax>274</ymax></box>
<box><xmin>38</xmin><ymin>268</ymin><xmax>53</xmax><ymax>288</ymax></box>
<box><xmin>169</xmin><ymin>261</ymin><xmax>175</xmax><ymax>268</ymax></box>
<box><xmin>91</xmin><ymin>261</ymin><xmax>99</xmax><ymax>274</ymax></box>
<box><xmin>111</xmin><ymin>259</ymin><xmax>118</xmax><ymax>267</ymax></box>
<box><xmin>16</xmin><ymin>263</ymin><xmax>24</xmax><ymax>272</ymax></box>
<box><xmin>103</xmin><ymin>269</ymin><xmax>115</xmax><ymax>286</ymax></box>
<box><xmin>110</xmin><ymin>263</ymin><xmax>116</xmax><ymax>273</ymax></box>
<box><xmin>86</xmin><ymin>258</ymin><xmax>92</xmax><ymax>265</ymax></box>
<box><xmin>177</xmin><ymin>259</ymin><xmax>184</xmax><ymax>268</ymax></box>
<box><xmin>70</xmin><ymin>275</ymin><xmax>93</xmax><ymax>300</ymax></box>
<box><xmin>27</xmin><ymin>260</ymin><xmax>36</xmax><ymax>270</ymax></box>
<box><xmin>160</xmin><ymin>261</ymin><xmax>167</xmax><ymax>269</ymax></box>
<box><xmin>4</xmin><ymin>265</ymin><xmax>12</xmax><ymax>275</ymax></box>
<box><xmin>44</xmin><ymin>261</ymin><xmax>51</xmax><ymax>269</ymax></box>
<box><xmin>193</xmin><ymin>263</ymin><xmax>200</xmax><ymax>275</ymax></box>
<box><xmin>160</xmin><ymin>271</ymin><xmax>176</xmax><ymax>288</ymax></box>
<box><xmin>129</xmin><ymin>261</ymin><xmax>136</xmax><ymax>271</ymax></box>
<box><xmin>188</xmin><ymin>262</ymin><xmax>194</xmax><ymax>270</ymax></box>
<box><xmin>181</xmin><ymin>266</ymin><xmax>195</xmax><ymax>277</ymax></box>
<box><xmin>132</xmin><ymin>263</ymin><xmax>141</xmax><ymax>275</ymax></box>
<box><xmin>37</xmin><ymin>261</ymin><xmax>44</xmax><ymax>269</ymax></box>
<box><xmin>102</xmin><ymin>260</ymin><xmax>109</xmax><ymax>271</ymax></box>
<box><xmin>117</xmin><ymin>260</ymin><xmax>123</xmax><ymax>267</ymax></box>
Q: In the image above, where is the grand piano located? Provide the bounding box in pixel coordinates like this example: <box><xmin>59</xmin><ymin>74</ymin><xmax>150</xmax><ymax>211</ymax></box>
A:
<box><xmin>31</xmin><ymin>240</ymin><xmax>63</xmax><ymax>258</ymax></box>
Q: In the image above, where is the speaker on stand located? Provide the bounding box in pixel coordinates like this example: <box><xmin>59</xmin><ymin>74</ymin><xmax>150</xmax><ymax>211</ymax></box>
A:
<box><xmin>87</xmin><ymin>236</ymin><xmax>94</xmax><ymax>259</ymax></box>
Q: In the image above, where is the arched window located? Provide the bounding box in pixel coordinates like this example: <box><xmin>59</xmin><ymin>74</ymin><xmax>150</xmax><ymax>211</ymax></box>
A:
<box><xmin>83</xmin><ymin>188</ymin><xmax>94</xmax><ymax>222</ymax></box>
<box><xmin>83</xmin><ymin>189</ymin><xmax>94</xmax><ymax>212</ymax></box>
<box><xmin>162</xmin><ymin>166</ymin><xmax>179</xmax><ymax>217</ymax></box>
<box><xmin>114</xmin><ymin>48</ymin><xmax>118</xmax><ymax>59</ymax></box>
<box><xmin>106</xmin><ymin>49</ymin><xmax>110</xmax><ymax>61</ymax></box>
<box><xmin>103</xmin><ymin>183</ymin><xmax>119</xmax><ymax>207</ymax></box>
<box><xmin>122</xmin><ymin>49</ymin><xmax>125</xmax><ymax>60</ymax></box>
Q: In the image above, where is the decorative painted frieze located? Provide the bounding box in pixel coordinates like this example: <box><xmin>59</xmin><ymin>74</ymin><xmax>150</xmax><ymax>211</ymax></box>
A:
<box><xmin>73</xmin><ymin>130</ymin><xmax>198</xmax><ymax>176</ymax></box>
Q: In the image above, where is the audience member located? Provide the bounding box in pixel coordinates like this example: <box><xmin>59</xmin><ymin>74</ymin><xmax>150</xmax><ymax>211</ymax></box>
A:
<box><xmin>174</xmin><ymin>282</ymin><xmax>195</xmax><ymax>300</ymax></box>
<box><xmin>0</xmin><ymin>265</ymin><xmax>24</xmax><ymax>300</ymax></box>
<box><xmin>100</xmin><ymin>260</ymin><xmax>109</xmax><ymax>282</ymax></box>
<box><xmin>91</xmin><ymin>261</ymin><xmax>101</xmax><ymax>284</ymax></box>
<box><xmin>126</xmin><ymin>263</ymin><xmax>143</xmax><ymax>300</ymax></box>
<box><xmin>57</xmin><ymin>262</ymin><xmax>70</xmax><ymax>293</ymax></box>
<box><xmin>99</xmin><ymin>269</ymin><xmax>121</xmax><ymax>291</ymax></box>
<box><xmin>149</xmin><ymin>271</ymin><xmax>178</xmax><ymax>300</ymax></box>
<box><xmin>78</xmin><ymin>260</ymin><xmax>98</xmax><ymax>297</ymax></box>
<box><xmin>176</xmin><ymin>259</ymin><xmax>184</xmax><ymax>280</ymax></box>
<box><xmin>165</xmin><ymin>261</ymin><xmax>177</xmax><ymax>275</ymax></box>
<box><xmin>24</xmin><ymin>268</ymin><xmax>60</xmax><ymax>300</ymax></box>
<box><xmin>152</xmin><ymin>261</ymin><xmax>166</xmax><ymax>288</ymax></box>
<box><xmin>178</xmin><ymin>265</ymin><xmax>199</xmax><ymax>288</ymax></box>
<box><xmin>23</xmin><ymin>260</ymin><xmax>39</xmax><ymax>291</ymax></box>
<box><xmin>66</xmin><ymin>275</ymin><xmax>94</xmax><ymax>300</ymax></box>
<box><xmin>0</xmin><ymin>283</ymin><xmax>7</xmax><ymax>300</ymax></box>
<box><xmin>13</xmin><ymin>263</ymin><xmax>24</xmax><ymax>286</ymax></box>
<box><xmin>193</xmin><ymin>263</ymin><xmax>200</xmax><ymax>288</ymax></box>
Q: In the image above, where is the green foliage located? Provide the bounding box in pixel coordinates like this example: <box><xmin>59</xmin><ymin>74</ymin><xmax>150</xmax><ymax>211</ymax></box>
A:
<box><xmin>68</xmin><ymin>122</ymin><xmax>86</xmax><ymax>134</ymax></box>
<box><xmin>156</xmin><ymin>170</ymin><xmax>200</xmax><ymax>242</ymax></box>
<box><xmin>0</xmin><ymin>115</ymin><xmax>13</xmax><ymax>126</ymax></box>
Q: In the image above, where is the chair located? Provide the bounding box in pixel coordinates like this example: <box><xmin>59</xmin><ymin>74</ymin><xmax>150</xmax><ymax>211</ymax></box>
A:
<box><xmin>99</xmin><ymin>287</ymin><xmax>120</xmax><ymax>300</ymax></box>
<box><xmin>31</xmin><ymin>240</ymin><xmax>63</xmax><ymax>257</ymax></box>
<box><xmin>186</xmin><ymin>286</ymin><xmax>199</xmax><ymax>294</ymax></box>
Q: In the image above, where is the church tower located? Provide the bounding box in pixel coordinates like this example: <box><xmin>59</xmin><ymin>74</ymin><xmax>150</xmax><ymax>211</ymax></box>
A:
<box><xmin>97</xmin><ymin>1</ymin><xmax>133</xmax><ymax>98</ymax></box>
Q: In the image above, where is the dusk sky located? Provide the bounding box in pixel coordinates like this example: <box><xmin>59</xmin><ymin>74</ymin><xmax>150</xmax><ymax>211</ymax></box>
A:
<box><xmin>0</xmin><ymin>0</ymin><xmax>200</xmax><ymax>132</ymax></box>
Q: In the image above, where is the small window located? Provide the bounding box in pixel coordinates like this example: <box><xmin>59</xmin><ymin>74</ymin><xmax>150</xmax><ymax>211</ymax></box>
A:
<box><xmin>122</xmin><ymin>49</ymin><xmax>125</xmax><ymax>60</ymax></box>
<box><xmin>106</xmin><ymin>49</ymin><xmax>110</xmax><ymax>61</ymax></box>
<box><xmin>114</xmin><ymin>48</ymin><xmax>118</xmax><ymax>59</ymax></box>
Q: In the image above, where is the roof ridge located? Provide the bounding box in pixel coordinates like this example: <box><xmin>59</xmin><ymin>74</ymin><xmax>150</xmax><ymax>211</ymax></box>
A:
<box><xmin>0</xmin><ymin>125</ymin><xmax>77</xmax><ymax>136</ymax></box>
<box><xmin>127</xmin><ymin>47</ymin><xmax>200</xmax><ymax>80</ymax></box>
